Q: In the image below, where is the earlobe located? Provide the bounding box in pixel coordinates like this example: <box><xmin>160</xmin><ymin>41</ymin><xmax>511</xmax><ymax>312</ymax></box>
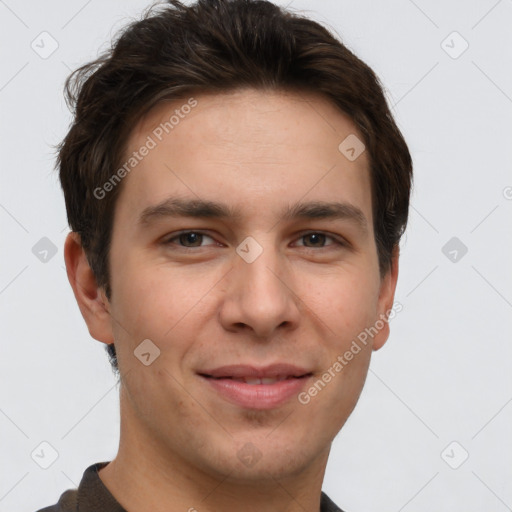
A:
<box><xmin>63</xmin><ymin>232</ymin><xmax>114</xmax><ymax>344</ymax></box>
<box><xmin>372</xmin><ymin>246</ymin><xmax>400</xmax><ymax>351</ymax></box>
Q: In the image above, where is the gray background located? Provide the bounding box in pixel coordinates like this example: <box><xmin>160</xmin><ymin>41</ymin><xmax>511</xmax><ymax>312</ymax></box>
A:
<box><xmin>1</xmin><ymin>0</ymin><xmax>511</xmax><ymax>510</ymax></box>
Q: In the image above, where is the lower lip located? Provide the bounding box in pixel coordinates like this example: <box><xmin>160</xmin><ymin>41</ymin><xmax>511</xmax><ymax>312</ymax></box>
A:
<box><xmin>200</xmin><ymin>375</ymin><xmax>311</xmax><ymax>410</ymax></box>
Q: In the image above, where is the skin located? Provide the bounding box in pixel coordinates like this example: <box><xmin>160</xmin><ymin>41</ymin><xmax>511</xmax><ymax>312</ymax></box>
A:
<box><xmin>64</xmin><ymin>88</ymin><xmax>399</xmax><ymax>512</ymax></box>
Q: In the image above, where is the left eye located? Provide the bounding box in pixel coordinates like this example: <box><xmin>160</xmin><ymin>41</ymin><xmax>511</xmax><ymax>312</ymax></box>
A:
<box><xmin>295</xmin><ymin>232</ymin><xmax>340</xmax><ymax>248</ymax></box>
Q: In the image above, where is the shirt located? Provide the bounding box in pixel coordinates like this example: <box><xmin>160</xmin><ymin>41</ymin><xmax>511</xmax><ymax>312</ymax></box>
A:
<box><xmin>35</xmin><ymin>461</ymin><xmax>345</xmax><ymax>512</ymax></box>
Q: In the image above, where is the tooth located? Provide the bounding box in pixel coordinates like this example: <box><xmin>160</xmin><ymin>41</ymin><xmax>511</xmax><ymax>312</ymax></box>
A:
<box><xmin>261</xmin><ymin>377</ymin><xmax>278</xmax><ymax>384</ymax></box>
<box><xmin>244</xmin><ymin>377</ymin><xmax>262</xmax><ymax>385</ymax></box>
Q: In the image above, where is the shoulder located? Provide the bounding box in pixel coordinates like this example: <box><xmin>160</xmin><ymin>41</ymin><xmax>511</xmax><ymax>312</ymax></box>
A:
<box><xmin>33</xmin><ymin>461</ymin><xmax>111</xmax><ymax>512</ymax></box>
<box><xmin>321</xmin><ymin>491</ymin><xmax>347</xmax><ymax>512</ymax></box>
<box><xmin>34</xmin><ymin>488</ymin><xmax>78</xmax><ymax>512</ymax></box>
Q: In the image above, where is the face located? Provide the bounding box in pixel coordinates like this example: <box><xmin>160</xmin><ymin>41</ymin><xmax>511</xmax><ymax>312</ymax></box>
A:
<box><xmin>70</xmin><ymin>88</ymin><xmax>398</xmax><ymax>484</ymax></box>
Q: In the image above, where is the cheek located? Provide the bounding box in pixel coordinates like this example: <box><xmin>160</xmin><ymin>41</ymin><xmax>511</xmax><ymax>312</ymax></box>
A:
<box><xmin>109</xmin><ymin>258</ymin><xmax>221</xmax><ymax>373</ymax></box>
<box><xmin>110</xmin><ymin>258</ymin><xmax>199</xmax><ymax>333</ymax></box>
<box><xmin>299</xmin><ymin>268</ymin><xmax>379</xmax><ymax>341</ymax></box>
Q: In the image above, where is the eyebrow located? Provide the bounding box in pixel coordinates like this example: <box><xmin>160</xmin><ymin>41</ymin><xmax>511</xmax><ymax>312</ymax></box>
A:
<box><xmin>138</xmin><ymin>197</ymin><xmax>368</xmax><ymax>234</ymax></box>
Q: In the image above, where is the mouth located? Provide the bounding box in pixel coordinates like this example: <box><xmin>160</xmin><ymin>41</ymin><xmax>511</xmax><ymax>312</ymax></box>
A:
<box><xmin>199</xmin><ymin>374</ymin><xmax>312</xmax><ymax>385</ymax></box>
<box><xmin>197</xmin><ymin>364</ymin><xmax>314</xmax><ymax>409</ymax></box>
<box><xmin>198</xmin><ymin>363</ymin><xmax>312</xmax><ymax>380</ymax></box>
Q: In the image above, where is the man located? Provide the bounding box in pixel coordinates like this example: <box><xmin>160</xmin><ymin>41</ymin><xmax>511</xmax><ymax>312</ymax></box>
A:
<box><xmin>38</xmin><ymin>0</ymin><xmax>412</xmax><ymax>510</ymax></box>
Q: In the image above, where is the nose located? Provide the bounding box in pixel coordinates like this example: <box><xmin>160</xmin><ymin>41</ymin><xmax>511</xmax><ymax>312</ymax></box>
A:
<box><xmin>218</xmin><ymin>242</ymin><xmax>301</xmax><ymax>339</ymax></box>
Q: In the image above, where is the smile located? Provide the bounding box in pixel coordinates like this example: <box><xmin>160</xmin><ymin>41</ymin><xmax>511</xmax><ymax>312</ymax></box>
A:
<box><xmin>198</xmin><ymin>364</ymin><xmax>313</xmax><ymax>409</ymax></box>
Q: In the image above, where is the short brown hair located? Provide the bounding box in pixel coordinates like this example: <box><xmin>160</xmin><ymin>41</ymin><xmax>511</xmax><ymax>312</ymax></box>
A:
<box><xmin>58</xmin><ymin>0</ymin><xmax>413</xmax><ymax>375</ymax></box>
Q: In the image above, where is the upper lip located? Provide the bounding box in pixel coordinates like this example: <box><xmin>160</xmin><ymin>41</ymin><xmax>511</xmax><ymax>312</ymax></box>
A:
<box><xmin>198</xmin><ymin>363</ymin><xmax>312</xmax><ymax>379</ymax></box>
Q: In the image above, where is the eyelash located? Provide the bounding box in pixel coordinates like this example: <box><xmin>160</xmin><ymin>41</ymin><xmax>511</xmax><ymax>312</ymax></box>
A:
<box><xmin>162</xmin><ymin>230</ymin><xmax>347</xmax><ymax>251</ymax></box>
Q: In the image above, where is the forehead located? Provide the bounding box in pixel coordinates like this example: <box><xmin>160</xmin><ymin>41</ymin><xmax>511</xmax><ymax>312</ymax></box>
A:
<box><xmin>132</xmin><ymin>88</ymin><xmax>367</xmax><ymax>160</ymax></box>
<box><xmin>119</xmin><ymin>88</ymin><xmax>372</xmax><ymax>226</ymax></box>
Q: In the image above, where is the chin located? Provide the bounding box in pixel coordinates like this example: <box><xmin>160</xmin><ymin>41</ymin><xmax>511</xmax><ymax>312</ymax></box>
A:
<box><xmin>206</xmin><ymin>436</ymin><xmax>320</xmax><ymax>483</ymax></box>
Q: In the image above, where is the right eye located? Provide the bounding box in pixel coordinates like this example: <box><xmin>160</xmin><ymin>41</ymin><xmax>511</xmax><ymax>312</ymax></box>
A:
<box><xmin>162</xmin><ymin>231</ymin><xmax>218</xmax><ymax>249</ymax></box>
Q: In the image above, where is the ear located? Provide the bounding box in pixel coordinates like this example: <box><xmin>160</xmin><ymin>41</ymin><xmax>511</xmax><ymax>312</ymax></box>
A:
<box><xmin>372</xmin><ymin>245</ymin><xmax>400</xmax><ymax>351</ymax></box>
<box><xmin>63</xmin><ymin>232</ymin><xmax>114</xmax><ymax>344</ymax></box>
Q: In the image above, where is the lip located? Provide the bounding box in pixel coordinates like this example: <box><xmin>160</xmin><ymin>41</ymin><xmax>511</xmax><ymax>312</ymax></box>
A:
<box><xmin>198</xmin><ymin>363</ymin><xmax>311</xmax><ymax>379</ymax></box>
<box><xmin>197</xmin><ymin>364</ymin><xmax>313</xmax><ymax>410</ymax></box>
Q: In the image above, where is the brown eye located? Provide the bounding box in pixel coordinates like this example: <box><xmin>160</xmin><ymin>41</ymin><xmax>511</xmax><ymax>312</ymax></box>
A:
<box><xmin>302</xmin><ymin>233</ymin><xmax>327</xmax><ymax>247</ymax></box>
<box><xmin>296</xmin><ymin>232</ymin><xmax>343</xmax><ymax>249</ymax></box>
<box><xmin>163</xmin><ymin>231</ymin><xmax>216</xmax><ymax>248</ymax></box>
<box><xmin>178</xmin><ymin>232</ymin><xmax>203</xmax><ymax>247</ymax></box>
